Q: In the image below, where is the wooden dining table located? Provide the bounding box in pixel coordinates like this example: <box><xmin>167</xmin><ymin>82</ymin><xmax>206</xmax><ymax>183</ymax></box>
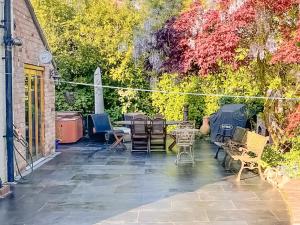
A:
<box><xmin>113</xmin><ymin>120</ymin><xmax>182</xmax><ymax>151</ymax></box>
<box><xmin>113</xmin><ymin>121</ymin><xmax>181</xmax><ymax>126</ymax></box>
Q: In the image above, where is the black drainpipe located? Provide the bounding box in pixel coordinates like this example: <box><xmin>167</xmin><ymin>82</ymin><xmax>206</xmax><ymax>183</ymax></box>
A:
<box><xmin>4</xmin><ymin>0</ymin><xmax>14</xmax><ymax>182</ymax></box>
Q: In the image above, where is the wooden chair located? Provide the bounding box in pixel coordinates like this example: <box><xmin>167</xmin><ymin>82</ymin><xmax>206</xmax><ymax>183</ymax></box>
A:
<box><xmin>150</xmin><ymin>116</ymin><xmax>167</xmax><ymax>152</ymax></box>
<box><xmin>131</xmin><ymin>115</ymin><xmax>149</xmax><ymax>153</ymax></box>
<box><xmin>124</xmin><ymin>113</ymin><xmax>145</xmax><ymax>127</ymax></box>
<box><xmin>226</xmin><ymin>131</ymin><xmax>269</xmax><ymax>181</ymax></box>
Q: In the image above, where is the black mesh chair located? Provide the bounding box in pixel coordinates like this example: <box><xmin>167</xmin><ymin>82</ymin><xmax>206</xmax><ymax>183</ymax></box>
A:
<box><xmin>87</xmin><ymin>113</ymin><xmax>126</xmax><ymax>150</ymax></box>
<box><xmin>150</xmin><ymin>115</ymin><xmax>167</xmax><ymax>152</ymax></box>
<box><xmin>88</xmin><ymin>114</ymin><xmax>111</xmax><ymax>142</ymax></box>
<box><xmin>131</xmin><ymin>115</ymin><xmax>149</xmax><ymax>153</ymax></box>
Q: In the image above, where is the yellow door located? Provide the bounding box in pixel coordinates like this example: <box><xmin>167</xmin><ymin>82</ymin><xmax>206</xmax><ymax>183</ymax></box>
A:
<box><xmin>24</xmin><ymin>64</ymin><xmax>45</xmax><ymax>161</ymax></box>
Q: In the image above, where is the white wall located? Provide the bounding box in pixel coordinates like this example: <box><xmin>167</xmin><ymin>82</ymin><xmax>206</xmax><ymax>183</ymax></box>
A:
<box><xmin>0</xmin><ymin>0</ymin><xmax>7</xmax><ymax>183</ymax></box>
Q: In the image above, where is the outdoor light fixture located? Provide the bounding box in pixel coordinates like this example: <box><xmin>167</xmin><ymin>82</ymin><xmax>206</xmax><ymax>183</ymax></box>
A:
<box><xmin>49</xmin><ymin>69</ymin><xmax>61</xmax><ymax>83</ymax></box>
<box><xmin>5</xmin><ymin>37</ymin><xmax>23</xmax><ymax>46</ymax></box>
<box><xmin>11</xmin><ymin>37</ymin><xmax>23</xmax><ymax>46</ymax></box>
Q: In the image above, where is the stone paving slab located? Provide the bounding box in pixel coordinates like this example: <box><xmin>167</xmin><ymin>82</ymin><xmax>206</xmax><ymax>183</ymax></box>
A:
<box><xmin>0</xmin><ymin>139</ymin><xmax>291</xmax><ymax>225</ymax></box>
<box><xmin>282</xmin><ymin>179</ymin><xmax>300</xmax><ymax>225</ymax></box>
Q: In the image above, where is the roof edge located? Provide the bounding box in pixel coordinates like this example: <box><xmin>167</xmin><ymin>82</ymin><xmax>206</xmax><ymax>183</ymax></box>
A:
<box><xmin>23</xmin><ymin>0</ymin><xmax>58</xmax><ymax>69</ymax></box>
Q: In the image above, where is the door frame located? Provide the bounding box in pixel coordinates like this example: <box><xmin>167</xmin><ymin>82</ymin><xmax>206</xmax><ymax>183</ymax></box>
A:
<box><xmin>24</xmin><ymin>64</ymin><xmax>45</xmax><ymax>160</ymax></box>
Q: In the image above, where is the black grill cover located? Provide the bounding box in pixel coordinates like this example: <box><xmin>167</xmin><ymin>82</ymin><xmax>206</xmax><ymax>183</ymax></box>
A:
<box><xmin>210</xmin><ymin>104</ymin><xmax>247</xmax><ymax>142</ymax></box>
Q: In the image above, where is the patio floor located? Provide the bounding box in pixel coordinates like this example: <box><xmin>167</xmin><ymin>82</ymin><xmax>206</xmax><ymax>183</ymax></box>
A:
<box><xmin>0</xmin><ymin>139</ymin><xmax>290</xmax><ymax>225</ymax></box>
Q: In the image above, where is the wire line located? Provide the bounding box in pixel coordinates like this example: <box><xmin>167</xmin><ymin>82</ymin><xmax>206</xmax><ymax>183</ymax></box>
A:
<box><xmin>57</xmin><ymin>80</ymin><xmax>300</xmax><ymax>101</ymax></box>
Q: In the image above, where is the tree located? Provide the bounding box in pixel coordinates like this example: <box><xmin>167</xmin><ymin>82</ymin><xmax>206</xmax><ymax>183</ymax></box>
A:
<box><xmin>32</xmin><ymin>0</ymin><xmax>154</xmax><ymax>118</ymax></box>
<box><xmin>286</xmin><ymin>104</ymin><xmax>300</xmax><ymax>136</ymax></box>
<box><xmin>32</xmin><ymin>0</ymin><xmax>192</xmax><ymax>118</ymax></box>
<box><xmin>155</xmin><ymin>0</ymin><xmax>299</xmax><ymax>75</ymax></box>
<box><xmin>155</xmin><ymin>0</ymin><xmax>300</xmax><ymax>145</ymax></box>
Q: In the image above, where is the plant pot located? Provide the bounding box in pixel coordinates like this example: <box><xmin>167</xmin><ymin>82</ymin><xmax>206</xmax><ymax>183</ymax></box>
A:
<box><xmin>200</xmin><ymin>116</ymin><xmax>210</xmax><ymax>135</ymax></box>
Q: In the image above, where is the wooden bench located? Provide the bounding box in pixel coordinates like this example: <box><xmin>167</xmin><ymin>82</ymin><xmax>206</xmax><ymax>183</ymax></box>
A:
<box><xmin>225</xmin><ymin>131</ymin><xmax>269</xmax><ymax>181</ymax></box>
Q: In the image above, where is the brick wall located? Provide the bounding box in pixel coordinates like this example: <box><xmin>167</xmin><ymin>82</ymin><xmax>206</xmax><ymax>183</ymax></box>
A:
<box><xmin>12</xmin><ymin>0</ymin><xmax>55</xmax><ymax>171</ymax></box>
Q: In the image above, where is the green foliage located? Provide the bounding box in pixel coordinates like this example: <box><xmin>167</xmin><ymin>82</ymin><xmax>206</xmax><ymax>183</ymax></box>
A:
<box><xmin>32</xmin><ymin>0</ymin><xmax>153</xmax><ymax>119</ymax></box>
<box><xmin>262</xmin><ymin>137</ymin><xmax>300</xmax><ymax>178</ymax></box>
<box><xmin>201</xmin><ymin>64</ymin><xmax>264</xmax><ymax>117</ymax></box>
<box><xmin>151</xmin><ymin>74</ymin><xmax>205</xmax><ymax>125</ymax></box>
<box><xmin>144</xmin><ymin>0</ymin><xmax>193</xmax><ymax>25</ymax></box>
<box><xmin>32</xmin><ymin>0</ymin><xmax>190</xmax><ymax>119</ymax></box>
<box><xmin>152</xmin><ymin>65</ymin><xmax>265</xmax><ymax>127</ymax></box>
<box><xmin>261</xmin><ymin>146</ymin><xmax>284</xmax><ymax>168</ymax></box>
<box><xmin>282</xmin><ymin>137</ymin><xmax>300</xmax><ymax>178</ymax></box>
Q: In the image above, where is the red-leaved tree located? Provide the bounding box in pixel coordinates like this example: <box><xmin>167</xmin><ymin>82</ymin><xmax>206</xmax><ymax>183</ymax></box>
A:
<box><xmin>155</xmin><ymin>0</ymin><xmax>300</xmax><ymax>145</ymax></box>
<box><xmin>286</xmin><ymin>104</ymin><xmax>300</xmax><ymax>136</ymax></box>
<box><xmin>272</xmin><ymin>21</ymin><xmax>300</xmax><ymax>63</ymax></box>
<box><xmin>156</xmin><ymin>0</ymin><xmax>299</xmax><ymax>75</ymax></box>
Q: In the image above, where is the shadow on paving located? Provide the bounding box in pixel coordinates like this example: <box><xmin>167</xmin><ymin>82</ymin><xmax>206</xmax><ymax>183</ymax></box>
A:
<box><xmin>0</xmin><ymin>139</ymin><xmax>291</xmax><ymax>225</ymax></box>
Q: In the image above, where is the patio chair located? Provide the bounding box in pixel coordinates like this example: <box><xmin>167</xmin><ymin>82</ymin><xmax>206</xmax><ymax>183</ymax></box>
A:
<box><xmin>227</xmin><ymin>131</ymin><xmax>269</xmax><ymax>181</ymax></box>
<box><xmin>222</xmin><ymin>127</ymin><xmax>247</xmax><ymax>169</ymax></box>
<box><xmin>124</xmin><ymin>112</ymin><xmax>145</xmax><ymax>128</ymax></box>
<box><xmin>87</xmin><ymin>113</ymin><xmax>126</xmax><ymax>150</ymax></box>
<box><xmin>175</xmin><ymin>128</ymin><xmax>196</xmax><ymax>165</ymax></box>
<box><xmin>150</xmin><ymin>115</ymin><xmax>167</xmax><ymax>152</ymax></box>
<box><xmin>215</xmin><ymin>126</ymin><xmax>247</xmax><ymax>159</ymax></box>
<box><xmin>168</xmin><ymin>120</ymin><xmax>195</xmax><ymax>151</ymax></box>
<box><xmin>227</xmin><ymin>127</ymin><xmax>247</xmax><ymax>146</ymax></box>
<box><xmin>131</xmin><ymin>114</ymin><xmax>149</xmax><ymax>153</ymax></box>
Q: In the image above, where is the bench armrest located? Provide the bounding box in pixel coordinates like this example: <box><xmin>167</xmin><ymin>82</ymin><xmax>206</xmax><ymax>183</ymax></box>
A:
<box><xmin>238</xmin><ymin>147</ymin><xmax>248</xmax><ymax>154</ymax></box>
<box><xmin>238</xmin><ymin>147</ymin><xmax>259</xmax><ymax>158</ymax></box>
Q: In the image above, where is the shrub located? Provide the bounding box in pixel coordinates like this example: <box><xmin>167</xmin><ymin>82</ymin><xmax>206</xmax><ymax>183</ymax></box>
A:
<box><xmin>151</xmin><ymin>74</ymin><xmax>205</xmax><ymax>125</ymax></box>
<box><xmin>262</xmin><ymin>137</ymin><xmax>300</xmax><ymax>178</ymax></box>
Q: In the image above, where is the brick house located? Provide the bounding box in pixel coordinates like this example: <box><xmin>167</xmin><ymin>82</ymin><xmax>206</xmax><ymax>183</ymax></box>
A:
<box><xmin>0</xmin><ymin>0</ymin><xmax>56</xmax><ymax>183</ymax></box>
